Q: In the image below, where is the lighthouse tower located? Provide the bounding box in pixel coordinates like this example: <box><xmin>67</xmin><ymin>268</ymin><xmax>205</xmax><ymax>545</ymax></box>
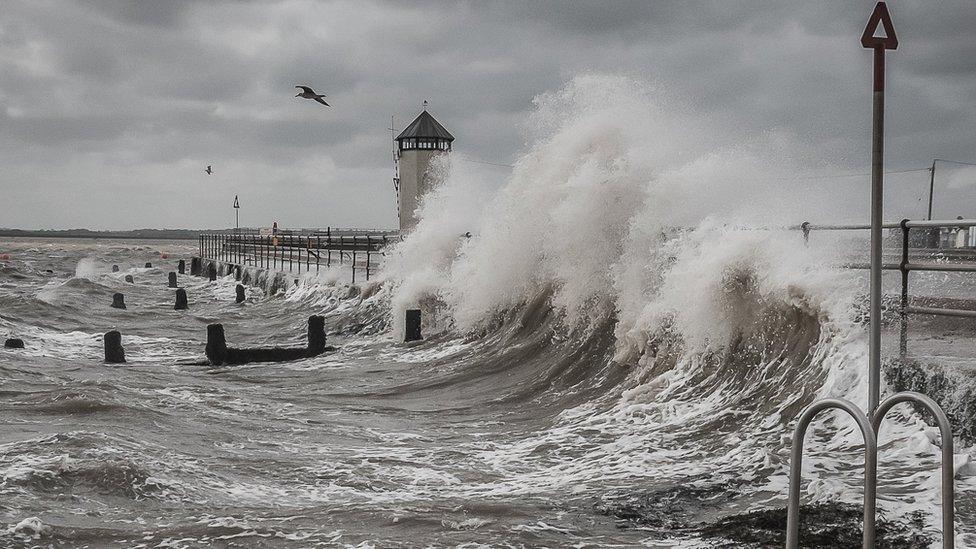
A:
<box><xmin>394</xmin><ymin>107</ymin><xmax>454</xmax><ymax>232</ymax></box>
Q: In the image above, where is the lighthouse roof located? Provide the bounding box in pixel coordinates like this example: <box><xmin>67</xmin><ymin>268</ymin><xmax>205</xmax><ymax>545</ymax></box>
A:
<box><xmin>396</xmin><ymin>111</ymin><xmax>454</xmax><ymax>141</ymax></box>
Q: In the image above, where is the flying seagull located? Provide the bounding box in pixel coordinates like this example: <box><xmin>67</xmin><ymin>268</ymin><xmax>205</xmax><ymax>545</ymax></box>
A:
<box><xmin>295</xmin><ymin>86</ymin><xmax>330</xmax><ymax>106</ymax></box>
<box><xmin>205</xmin><ymin>165</ymin><xmax>213</xmax><ymax>175</ymax></box>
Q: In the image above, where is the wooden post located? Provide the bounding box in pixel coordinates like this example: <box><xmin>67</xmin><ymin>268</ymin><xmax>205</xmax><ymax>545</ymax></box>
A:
<box><xmin>405</xmin><ymin>309</ymin><xmax>422</xmax><ymax>342</ymax></box>
<box><xmin>175</xmin><ymin>288</ymin><xmax>188</xmax><ymax>310</ymax></box>
<box><xmin>178</xmin><ymin>259</ymin><xmax>185</xmax><ymax>274</ymax></box>
<box><xmin>112</xmin><ymin>293</ymin><xmax>126</xmax><ymax>309</ymax></box>
<box><xmin>168</xmin><ymin>272</ymin><xmax>178</xmax><ymax>288</ymax></box>
<box><xmin>205</xmin><ymin>324</ymin><xmax>227</xmax><ymax>366</ymax></box>
<box><xmin>236</xmin><ymin>284</ymin><xmax>246</xmax><ymax>303</ymax></box>
<box><xmin>104</xmin><ymin>331</ymin><xmax>125</xmax><ymax>363</ymax></box>
<box><xmin>307</xmin><ymin>315</ymin><xmax>326</xmax><ymax>354</ymax></box>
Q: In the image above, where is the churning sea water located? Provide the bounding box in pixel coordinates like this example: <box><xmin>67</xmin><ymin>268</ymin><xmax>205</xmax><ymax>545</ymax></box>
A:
<box><xmin>3</xmin><ymin>76</ymin><xmax>976</xmax><ymax>548</ymax></box>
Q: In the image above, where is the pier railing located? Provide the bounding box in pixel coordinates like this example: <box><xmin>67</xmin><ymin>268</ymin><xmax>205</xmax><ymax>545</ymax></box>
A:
<box><xmin>799</xmin><ymin>218</ymin><xmax>976</xmax><ymax>357</ymax></box>
<box><xmin>198</xmin><ymin>230</ymin><xmax>398</xmax><ymax>283</ymax></box>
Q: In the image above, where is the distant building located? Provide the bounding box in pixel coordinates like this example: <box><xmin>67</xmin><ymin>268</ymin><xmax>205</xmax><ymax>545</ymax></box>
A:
<box><xmin>394</xmin><ymin>108</ymin><xmax>454</xmax><ymax>232</ymax></box>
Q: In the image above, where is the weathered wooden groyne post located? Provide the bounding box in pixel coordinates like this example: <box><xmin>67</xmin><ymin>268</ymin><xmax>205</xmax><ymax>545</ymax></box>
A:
<box><xmin>4</xmin><ymin>338</ymin><xmax>25</xmax><ymax>349</ymax></box>
<box><xmin>190</xmin><ymin>257</ymin><xmax>201</xmax><ymax>276</ymax></box>
<box><xmin>235</xmin><ymin>284</ymin><xmax>246</xmax><ymax>303</ymax></box>
<box><xmin>178</xmin><ymin>259</ymin><xmax>186</xmax><ymax>274</ymax></box>
<box><xmin>145</xmin><ymin>262</ymin><xmax>152</xmax><ymax>268</ymax></box>
<box><xmin>112</xmin><ymin>265</ymin><xmax>119</xmax><ymax>273</ymax></box>
<box><xmin>308</xmin><ymin>315</ymin><xmax>326</xmax><ymax>354</ymax></box>
<box><xmin>168</xmin><ymin>272</ymin><xmax>178</xmax><ymax>288</ymax></box>
<box><xmin>124</xmin><ymin>275</ymin><xmax>134</xmax><ymax>283</ymax></box>
<box><xmin>405</xmin><ymin>309</ymin><xmax>422</xmax><ymax>342</ymax></box>
<box><xmin>208</xmin><ymin>264</ymin><xmax>217</xmax><ymax>281</ymax></box>
<box><xmin>175</xmin><ymin>288</ymin><xmax>188</xmax><ymax>310</ymax></box>
<box><xmin>111</xmin><ymin>293</ymin><xmax>126</xmax><ymax>309</ymax></box>
<box><xmin>205</xmin><ymin>324</ymin><xmax>227</xmax><ymax>365</ymax></box>
<box><xmin>104</xmin><ymin>331</ymin><xmax>125</xmax><ymax>363</ymax></box>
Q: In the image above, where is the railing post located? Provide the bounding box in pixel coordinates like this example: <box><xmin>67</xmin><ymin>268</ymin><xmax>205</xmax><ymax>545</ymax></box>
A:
<box><xmin>366</xmin><ymin>235</ymin><xmax>371</xmax><ymax>281</ymax></box>
<box><xmin>899</xmin><ymin>218</ymin><xmax>910</xmax><ymax>359</ymax></box>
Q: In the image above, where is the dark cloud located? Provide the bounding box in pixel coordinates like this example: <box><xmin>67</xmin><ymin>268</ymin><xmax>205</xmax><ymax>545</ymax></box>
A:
<box><xmin>2</xmin><ymin>0</ymin><xmax>976</xmax><ymax>229</ymax></box>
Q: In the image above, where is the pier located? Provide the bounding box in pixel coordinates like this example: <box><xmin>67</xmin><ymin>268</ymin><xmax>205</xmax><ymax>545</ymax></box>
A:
<box><xmin>197</xmin><ymin>228</ymin><xmax>395</xmax><ymax>285</ymax></box>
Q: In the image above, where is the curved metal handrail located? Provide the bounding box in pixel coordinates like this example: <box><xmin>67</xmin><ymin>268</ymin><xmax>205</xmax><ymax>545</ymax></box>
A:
<box><xmin>872</xmin><ymin>391</ymin><xmax>955</xmax><ymax>549</ymax></box>
<box><xmin>786</xmin><ymin>398</ymin><xmax>878</xmax><ymax>549</ymax></box>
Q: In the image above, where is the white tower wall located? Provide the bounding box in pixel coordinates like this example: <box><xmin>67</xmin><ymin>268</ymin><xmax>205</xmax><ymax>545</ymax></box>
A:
<box><xmin>398</xmin><ymin>149</ymin><xmax>444</xmax><ymax>232</ymax></box>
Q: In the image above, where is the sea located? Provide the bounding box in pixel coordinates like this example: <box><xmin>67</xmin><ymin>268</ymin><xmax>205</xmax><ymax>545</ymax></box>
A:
<box><xmin>3</xmin><ymin>76</ymin><xmax>976</xmax><ymax>548</ymax></box>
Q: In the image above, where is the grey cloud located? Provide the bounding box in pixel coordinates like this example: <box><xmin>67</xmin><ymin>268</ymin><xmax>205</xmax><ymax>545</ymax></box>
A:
<box><xmin>2</xmin><ymin>0</ymin><xmax>976</xmax><ymax>229</ymax></box>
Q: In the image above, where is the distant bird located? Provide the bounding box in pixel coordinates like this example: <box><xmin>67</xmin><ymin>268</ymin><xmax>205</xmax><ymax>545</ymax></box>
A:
<box><xmin>205</xmin><ymin>165</ymin><xmax>213</xmax><ymax>175</ymax></box>
<box><xmin>295</xmin><ymin>86</ymin><xmax>330</xmax><ymax>106</ymax></box>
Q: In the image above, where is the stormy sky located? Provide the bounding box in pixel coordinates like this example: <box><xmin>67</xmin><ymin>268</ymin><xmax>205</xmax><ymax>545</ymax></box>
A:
<box><xmin>2</xmin><ymin>1</ymin><xmax>976</xmax><ymax>230</ymax></box>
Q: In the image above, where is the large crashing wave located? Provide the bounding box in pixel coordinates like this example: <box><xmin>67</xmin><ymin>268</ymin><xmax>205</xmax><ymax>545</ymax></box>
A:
<box><xmin>377</xmin><ymin>75</ymin><xmax>964</xmax><ymax>534</ymax></box>
<box><xmin>383</xmin><ymin>74</ymin><xmax>850</xmax><ymax>353</ymax></box>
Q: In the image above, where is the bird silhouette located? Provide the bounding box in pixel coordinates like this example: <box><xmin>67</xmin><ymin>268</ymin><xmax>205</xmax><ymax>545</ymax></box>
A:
<box><xmin>205</xmin><ymin>166</ymin><xmax>213</xmax><ymax>175</ymax></box>
<box><xmin>295</xmin><ymin>86</ymin><xmax>330</xmax><ymax>106</ymax></box>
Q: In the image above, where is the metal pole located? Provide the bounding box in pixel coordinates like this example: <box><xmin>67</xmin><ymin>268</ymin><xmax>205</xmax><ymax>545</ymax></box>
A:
<box><xmin>928</xmin><ymin>160</ymin><xmax>937</xmax><ymax>220</ymax></box>
<box><xmin>366</xmin><ymin>235</ymin><xmax>371</xmax><ymax>280</ymax></box>
<box><xmin>899</xmin><ymin>219</ymin><xmax>910</xmax><ymax>359</ymax></box>
<box><xmin>868</xmin><ymin>45</ymin><xmax>885</xmax><ymax>413</ymax></box>
<box><xmin>786</xmin><ymin>399</ymin><xmax>877</xmax><ymax>549</ymax></box>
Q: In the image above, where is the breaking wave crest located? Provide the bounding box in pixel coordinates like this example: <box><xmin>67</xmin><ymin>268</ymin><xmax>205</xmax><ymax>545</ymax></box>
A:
<box><xmin>373</xmin><ymin>74</ymin><xmax>961</xmax><ymax>537</ymax></box>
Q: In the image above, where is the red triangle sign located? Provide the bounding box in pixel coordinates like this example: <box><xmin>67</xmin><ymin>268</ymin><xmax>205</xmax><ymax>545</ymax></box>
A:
<box><xmin>861</xmin><ymin>2</ymin><xmax>898</xmax><ymax>49</ymax></box>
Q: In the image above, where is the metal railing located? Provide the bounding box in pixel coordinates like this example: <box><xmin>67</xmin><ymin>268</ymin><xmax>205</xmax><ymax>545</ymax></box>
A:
<box><xmin>198</xmin><ymin>230</ymin><xmax>397</xmax><ymax>283</ymax></box>
<box><xmin>801</xmin><ymin>218</ymin><xmax>976</xmax><ymax>357</ymax></box>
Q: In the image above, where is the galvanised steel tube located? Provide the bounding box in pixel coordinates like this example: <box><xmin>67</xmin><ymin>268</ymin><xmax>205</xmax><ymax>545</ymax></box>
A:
<box><xmin>786</xmin><ymin>398</ymin><xmax>878</xmax><ymax>549</ymax></box>
<box><xmin>872</xmin><ymin>392</ymin><xmax>954</xmax><ymax>549</ymax></box>
<box><xmin>868</xmin><ymin>44</ymin><xmax>885</xmax><ymax>413</ymax></box>
<box><xmin>906</xmin><ymin>218</ymin><xmax>976</xmax><ymax>229</ymax></box>
<box><xmin>905</xmin><ymin>306</ymin><xmax>976</xmax><ymax>319</ymax></box>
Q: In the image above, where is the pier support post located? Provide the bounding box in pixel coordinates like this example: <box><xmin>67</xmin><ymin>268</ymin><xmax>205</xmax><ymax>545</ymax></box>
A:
<box><xmin>206</xmin><ymin>324</ymin><xmax>227</xmax><ymax>366</ymax></box>
<box><xmin>308</xmin><ymin>315</ymin><xmax>326</xmax><ymax>354</ymax></box>
<box><xmin>111</xmin><ymin>293</ymin><xmax>126</xmax><ymax>309</ymax></box>
<box><xmin>175</xmin><ymin>288</ymin><xmax>188</xmax><ymax>310</ymax></box>
<box><xmin>112</xmin><ymin>265</ymin><xmax>119</xmax><ymax>273</ymax></box>
<box><xmin>405</xmin><ymin>309</ymin><xmax>422</xmax><ymax>342</ymax></box>
<box><xmin>104</xmin><ymin>331</ymin><xmax>125</xmax><ymax>363</ymax></box>
<box><xmin>235</xmin><ymin>284</ymin><xmax>246</xmax><ymax>303</ymax></box>
<box><xmin>168</xmin><ymin>272</ymin><xmax>178</xmax><ymax>288</ymax></box>
<box><xmin>4</xmin><ymin>338</ymin><xmax>25</xmax><ymax>349</ymax></box>
<box><xmin>178</xmin><ymin>259</ymin><xmax>186</xmax><ymax>274</ymax></box>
